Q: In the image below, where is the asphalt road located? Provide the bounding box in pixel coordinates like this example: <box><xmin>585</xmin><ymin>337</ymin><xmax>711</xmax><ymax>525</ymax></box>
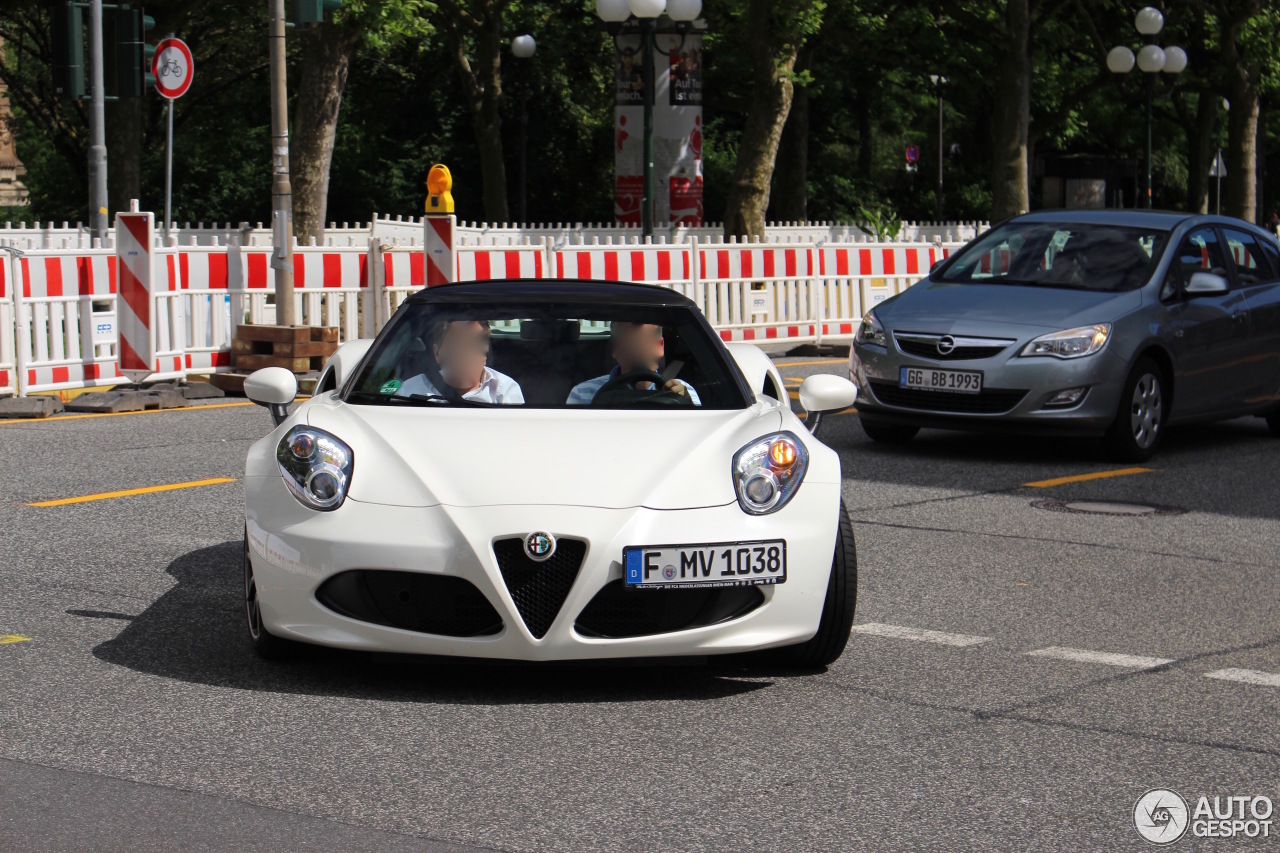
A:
<box><xmin>1</xmin><ymin>360</ymin><xmax>1278</xmax><ymax>852</ymax></box>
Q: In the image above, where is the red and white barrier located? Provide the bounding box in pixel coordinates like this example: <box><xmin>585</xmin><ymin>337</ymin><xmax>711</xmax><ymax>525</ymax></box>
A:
<box><xmin>2</xmin><ymin>211</ymin><xmax>970</xmax><ymax>397</ymax></box>
<box><xmin>0</xmin><ymin>252</ymin><xmax>17</xmax><ymax>396</ymax></box>
<box><xmin>425</xmin><ymin>215</ymin><xmax>454</xmax><ymax>285</ymax></box>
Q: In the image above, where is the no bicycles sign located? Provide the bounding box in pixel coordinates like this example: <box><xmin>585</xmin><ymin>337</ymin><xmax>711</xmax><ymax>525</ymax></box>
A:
<box><xmin>153</xmin><ymin>37</ymin><xmax>194</xmax><ymax>99</ymax></box>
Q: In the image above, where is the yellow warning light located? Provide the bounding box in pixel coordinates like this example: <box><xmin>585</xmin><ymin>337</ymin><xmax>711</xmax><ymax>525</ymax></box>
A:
<box><xmin>426</xmin><ymin>164</ymin><xmax>455</xmax><ymax>213</ymax></box>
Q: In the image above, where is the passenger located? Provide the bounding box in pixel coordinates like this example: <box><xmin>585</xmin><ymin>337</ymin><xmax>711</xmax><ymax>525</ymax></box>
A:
<box><xmin>398</xmin><ymin>320</ymin><xmax>523</xmax><ymax>404</ymax></box>
<box><xmin>567</xmin><ymin>321</ymin><xmax>699</xmax><ymax>405</ymax></box>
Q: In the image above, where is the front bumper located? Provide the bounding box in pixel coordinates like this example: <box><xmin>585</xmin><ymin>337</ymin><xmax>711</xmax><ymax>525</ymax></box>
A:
<box><xmin>849</xmin><ymin>341</ymin><xmax>1128</xmax><ymax>436</ymax></box>
<box><xmin>245</xmin><ymin>474</ymin><xmax>841</xmax><ymax>660</ymax></box>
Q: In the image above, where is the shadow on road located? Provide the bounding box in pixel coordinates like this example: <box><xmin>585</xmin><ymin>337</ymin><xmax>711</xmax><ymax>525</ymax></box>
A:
<box><xmin>94</xmin><ymin>541</ymin><xmax>784</xmax><ymax>703</ymax></box>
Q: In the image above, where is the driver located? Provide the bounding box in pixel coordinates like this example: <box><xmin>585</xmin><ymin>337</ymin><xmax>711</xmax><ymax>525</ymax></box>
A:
<box><xmin>397</xmin><ymin>320</ymin><xmax>524</xmax><ymax>404</ymax></box>
<box><xmin>566</xmin><ymin>322</ymin><xmax>700</xmax><ymax>405</ymax></box>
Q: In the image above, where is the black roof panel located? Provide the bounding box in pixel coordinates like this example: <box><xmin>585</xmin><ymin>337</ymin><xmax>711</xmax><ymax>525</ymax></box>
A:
<box><xmin>406</xmin><ymin>279</ymin><xmax>697</xmax><ymax>307</ymax></box>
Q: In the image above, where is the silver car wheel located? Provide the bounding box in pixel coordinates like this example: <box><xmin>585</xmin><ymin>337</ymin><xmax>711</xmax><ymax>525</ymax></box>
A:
<box><xmin>244</xmin><ymin>539</ymin><xmax>263</xmax><ymax>641</ymax></box>
<box><xmin>1129</xmin><ymin>373</ymin><xmax>1162</xmax><ymax>449</ymax></box>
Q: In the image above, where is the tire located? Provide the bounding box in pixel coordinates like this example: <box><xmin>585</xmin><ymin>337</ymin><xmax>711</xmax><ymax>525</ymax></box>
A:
<box><xmin>1266</xmin><ymin>408</ymin><xmax>1280</xmax><ymax>437</ymax></box>
<box><xmin>776</xmin><ymin>501</ymin><xmax>858</xmax><ymax>669</ymax></box>
<box><xmin>860</xmin><ymin>419</ymin><xmax>920</xmax><ymax>445</ymax></box>
<box><xmin>1103</xmin><ymin>357</ymin><xmax>1167</xmax><ymax>462</ymax></box>
<box><xmin>244</xmin><ymin>530</ymin><xmax>301</xmax><ymax>660</ymax></box>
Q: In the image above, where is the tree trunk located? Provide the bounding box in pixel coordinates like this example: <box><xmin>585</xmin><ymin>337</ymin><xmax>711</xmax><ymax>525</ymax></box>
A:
<box><xmin>1181</xmin><ymin>89</ymin><xmax>1217</xmax><ymax>214</ymax></box>
<box><xmin>448</xmin><ymin>6</ymin><xmax>508</xmax><ymax>223</ymax></box>
<box><xmin>723</xmin><ymin>0</ymin><xmax>820</xmax><ymax>240</ymax></box>
<box><xmin>770</xmin><ymin>47</ymin><xmax>810</xmax><ymax>222</ymax></box>
<box><xmin>990</xmin><ymin>0</ymin><xmax>1031</xmax><ymax>219</ymax></box>
<box><xmin>292</xmin><ymin>25</ymin><xmax>360</xmax><ymax>243</ymax></box>
<box><xmin>106</xmin><ymin>96</ymin><xmax>141</xmax><ymax>216</ymax></box>
<box><xmin>1224</xmin><ymin>76</ymin><xmax>1259</xmax><ymax>222</ymax></box>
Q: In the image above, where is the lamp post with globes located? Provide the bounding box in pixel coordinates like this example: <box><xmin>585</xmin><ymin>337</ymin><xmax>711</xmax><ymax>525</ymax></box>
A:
<box><xmin>1106</xmin><ymin>6</ymin><xmax>1187</xmax><ymax>209</ymax></box>
<box><xmin>596</xmin><ymin>0</ymin><xmax>703</xmax><ymax>239</ymax></box>
<box><xmin>511</xmin><ymin>34</ymin><xmax>536</xmax><ymax>223</ymax></box>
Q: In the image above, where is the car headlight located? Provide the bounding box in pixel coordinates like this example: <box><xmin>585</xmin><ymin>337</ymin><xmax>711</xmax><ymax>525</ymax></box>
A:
<box><xmin>855</xmin><ymin>309</ymin><xmax>886</xmax><ymax>347</ymax></box>
<box><xmin>276</xmin><ymin>426</ymin><xmax>353</xmax><ymax>511</ymax></box>
<box><xmin>1020</xmin><ymin>324</ymin><xmax>1111</xmax><ymax>359</ymax></box>
<box><xmin>732</xmin><ymin>432</ymin><xmax>809</xmax><ymax>515</ymax></box>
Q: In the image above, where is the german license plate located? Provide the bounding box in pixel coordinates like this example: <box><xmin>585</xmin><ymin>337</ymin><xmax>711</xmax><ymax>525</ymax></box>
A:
<box><xmin>624</xmin><ymin>540</ymin><xmax>786</xmax><ymax>589</ymax></box>
<box><xmin>899</xmin><ymin>366</ymin><xmax>983</xmax><ymax>394</ymax></box>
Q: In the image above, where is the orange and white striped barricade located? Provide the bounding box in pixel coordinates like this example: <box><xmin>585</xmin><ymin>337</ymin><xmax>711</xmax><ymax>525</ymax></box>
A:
<box><xmin>378</xmin><ymin>242</ymin><xmax>426</xmax><ymax>328</ymax></box>
<box><xmin>162</xmin><ymin>245</ymin><xmax>234</xmax><ymax>376</ymax></box>
<box><xmin>695</xmin><ymin>242</ymin><xmax>820</xmax><ymax>344</ymax></box>
<box><xmin>424</xmin><ymin>214</ymin><xmax>455</xmax><ymax>286</ymax></box>
<box><xmin>291</xmin><ymin>245</ymin><xmax>368</xmax><ymax>342</ymax></box>
<box><xmin>457</xmin><ymin>244</ymin><xmax>546</xmax><ymax>281</ymax></box>
<box><xmin>814</xmin><ymin>243</ymin><xmax>954</xmax><ymax>343</ymax></box>
<box><xmin>13</xmin><ymin>249</ymin><xmax>128</xmax><ymax>394</ymax></box>
<box><xmin>115</xmin><ymin>211</ymin><xmax>187</xmax><ymax>383</ymax></box>
<box><xmin>228</xmin><ymin>244</ymin><xmax>276</xmax><ymax>326</ymax></box>
<box><xmin>0</xmin><ymin>249</ymin><xmax>17</xmax><ymax>395</ymax></box>
<box><xmin>552</xmin><ymin>242</ymin><xmax>691</xmax><ymax>290</ymax></box>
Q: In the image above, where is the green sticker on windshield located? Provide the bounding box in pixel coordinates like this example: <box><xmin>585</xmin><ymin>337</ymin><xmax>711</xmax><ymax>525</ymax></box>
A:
<box><xmin>379</xmin><ymin>379</ymin><xmax>402</xmax><ymax>395</ymax></box>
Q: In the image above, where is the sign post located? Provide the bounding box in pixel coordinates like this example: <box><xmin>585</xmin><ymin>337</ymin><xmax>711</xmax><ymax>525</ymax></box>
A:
<box><xmin>152</xmin><ymin>37</ymin><xmax>194</xmax><ymax>243</ymax></box>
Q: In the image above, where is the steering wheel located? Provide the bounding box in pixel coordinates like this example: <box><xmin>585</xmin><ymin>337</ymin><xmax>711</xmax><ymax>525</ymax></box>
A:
<box><xmin>591</xmin><ymin>369</ymin><xmax>692</xmax><ymax>407</ymax></box>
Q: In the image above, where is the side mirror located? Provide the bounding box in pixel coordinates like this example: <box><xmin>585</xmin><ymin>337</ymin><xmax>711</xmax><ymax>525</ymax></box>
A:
<box><xmin>244</xmin><ymin>367</ymin><xmax>298</xmax><ymax>426</ymax></box>
<box><xmin>1186</xmin><ymin>271</ymin><xmax>1229</xmax><ymax>296</ymax></box>
<box><xmin>799</xmin><ymin>374</ymin><xmax>858</xmax><ymax>436</ymax></box>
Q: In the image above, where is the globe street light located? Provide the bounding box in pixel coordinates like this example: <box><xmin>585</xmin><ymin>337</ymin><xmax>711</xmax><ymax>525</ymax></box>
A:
<box><xmin>1107</xmin><ymin>6</ymin><xmax>1186</xmax><ymax>208</ymax></box>
<box><xmin>595</xmin><ymin>0</ymin><xmax>702</xmax><ymax>238</ymax></box>
<box><xmin>511</xmin><ymin>35</ymin><xmax>536</xmax><ymax>222</ymax></box>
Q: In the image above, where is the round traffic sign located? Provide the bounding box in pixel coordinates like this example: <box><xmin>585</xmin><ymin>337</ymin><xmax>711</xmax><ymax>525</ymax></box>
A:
<box><xmin>153</xmin><ymin>38</ymin><xmax>194</xmax><ymax>99</ymax></box>
<box><xmin>905</xmin><ymin>145</ymin><xmax>921</xmax><ymax>164</ymax></box>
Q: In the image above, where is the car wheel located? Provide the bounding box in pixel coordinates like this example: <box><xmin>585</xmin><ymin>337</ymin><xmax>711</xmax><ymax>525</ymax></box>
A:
<box><xmin>1265</xmin><ymin>407</ymin><xmax>1280</xmax><ymax>437</ymax></box>
<box><xmin>776</xmin><ymin>501</ymin><xmax>858</xmax><ymax>669</ymax></box>
<box><xmin>1103</xmin><ymin>357</ymin><xmax>1166</xmax><ymax>463</ymax></box>
<box><xmin>244</xmin><ymin>530</ymin><xmax>300</xmax><ymax>660</ymax></box>
<box><xmin>860</xmin><ymin>419</ymin><xmax>920</xmax><ymax>444</ymax></box>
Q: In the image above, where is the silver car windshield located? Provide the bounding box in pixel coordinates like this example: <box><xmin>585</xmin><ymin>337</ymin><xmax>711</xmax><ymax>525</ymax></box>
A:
<box><xmin>939</xmin><ymin>222</ymin><xmax>1169</xmax><ymax>292</ymax></box>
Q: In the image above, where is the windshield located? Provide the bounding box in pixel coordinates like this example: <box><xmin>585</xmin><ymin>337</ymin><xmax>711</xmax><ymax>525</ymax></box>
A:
<box><xmin>344</xmin><ymin>300</ymin><xmax>751</xmax><ymax>410</ymax></box>
<box><xmin>938</xmin><ymin>222</ymin><xmax>1169</xmax><ymax>292</ymax></box>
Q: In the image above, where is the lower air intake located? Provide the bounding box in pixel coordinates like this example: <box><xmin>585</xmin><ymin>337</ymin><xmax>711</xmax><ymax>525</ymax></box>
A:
<box><xmin>493</xmin><ymin>537</ymin><xmax>587</xmax><ymax>639</ymax></box>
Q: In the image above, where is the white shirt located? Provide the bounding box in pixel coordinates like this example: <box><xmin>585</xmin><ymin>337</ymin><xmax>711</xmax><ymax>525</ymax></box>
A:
<box><xmin>396</xmin><ymin>367</ymin><xmax>524</xmax><ymax>404</ymax></box>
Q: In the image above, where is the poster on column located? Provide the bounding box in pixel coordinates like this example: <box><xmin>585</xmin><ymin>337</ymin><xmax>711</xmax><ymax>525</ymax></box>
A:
<box><xmin>613</xmin><ymin>30</ymin><xmax>703</xmax><ymax>226</ymax></box>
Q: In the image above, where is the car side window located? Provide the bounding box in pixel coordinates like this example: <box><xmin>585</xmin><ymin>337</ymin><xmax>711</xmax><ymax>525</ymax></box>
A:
<box><xmin>1222</xmin><ymin>228</ymin><xmax>1277</xmax><ymax>285</ymax></box>
<box><xmin>1260</xmin><ymin>238</ymin><xmax>1280</xmax><ymax>282</ymax></box>
<box><xmin>1167</xmin><ymin>228</ymin><xmax>1228</xmax><ymax>300</ymax></box>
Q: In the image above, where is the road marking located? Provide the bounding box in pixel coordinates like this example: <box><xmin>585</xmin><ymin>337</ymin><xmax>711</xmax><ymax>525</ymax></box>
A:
<box><xmin>1025</xmin><ymin>646</ymin><xmax>1174</xmax><ymax>669</ymax></box>
<box><xmin>851</xmin><ymin>622</ymin><xmax>991</xmax><ymax>647</ymax></box>
<box><xmin>0</xmin><ymin>634</ymin><xmax>32</xmax><ymax>645</ymax></box>
<box><xmin>776</xmin><ymin>359</ymin><xmax>846</xmax><ymax>368</ymax></box>
<box><xmin>0</xmin><ymin>401</ymin><xmax>256</xmax><ymax>425</ymax></box>
<box><xmin>1204</xmin><ymin>668</ymin><xmax>1280</xmax><ymax>688</ymax></box>
<box><xmin>27</xmin><ymin>477</ymin><xmax>237</xmax><ymax>507</ymax></box>
<box><xmin>1023</xmin><ymin>467</ymin><xmax>1153</xmax><ymax>488</ymax></box>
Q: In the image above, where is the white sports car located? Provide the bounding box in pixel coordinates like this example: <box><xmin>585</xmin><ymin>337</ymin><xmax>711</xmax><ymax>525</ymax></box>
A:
<box><xmin>241</xmin><ymin>281</ymin><xmax>860</xmax><ymax>667</ymax></box>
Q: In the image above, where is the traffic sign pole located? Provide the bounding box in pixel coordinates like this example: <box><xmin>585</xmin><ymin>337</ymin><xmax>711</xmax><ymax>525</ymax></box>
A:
<box><xmin>152</xmin><ymin>36</ymin><xmax>194</xmax><ymax>244</ymax></box>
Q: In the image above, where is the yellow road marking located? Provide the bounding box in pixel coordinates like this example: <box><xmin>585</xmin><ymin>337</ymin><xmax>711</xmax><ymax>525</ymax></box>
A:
<box><xmin>797</xmin><ymin>407</ymin><xmax>856</xmax><ymax>420</ymax></box>
<box><xmin>0</xmin><ymin>635</ymin><xmax>32</xmax><ymax>644</ymax></box>
<box><xmin>1023</xmin><ymin>467</ymin><xmax>1153</xmax><ymax>489</ymax></box>
<box><xmin>777</xmin><ymin>359</ymin><xmax>846</xmax><ymax>368</ymax></box>
<box><xmin>0</xmin><ymin>401</ymin><xmax>256</xmax><ymax>424</ymax></box>
<box><xmin>27</xmin><ymin>477</ymin><xmax>238</xmax><ymax>507</ymax></box>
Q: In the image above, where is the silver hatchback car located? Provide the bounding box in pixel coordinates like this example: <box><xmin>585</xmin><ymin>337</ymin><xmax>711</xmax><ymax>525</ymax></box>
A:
<box><xmin>849</xmin><ymin>210</ymin><xmax>1280</xmax><ymax>460</ymax></box>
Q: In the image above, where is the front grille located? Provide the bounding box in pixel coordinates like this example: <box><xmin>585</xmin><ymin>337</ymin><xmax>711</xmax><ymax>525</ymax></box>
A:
<box><xmin>895</xmin><ymin>338</ymin><xmax>1009</xmax><ymax>361</ymax></box>
<box><xmin>575</xmin><ymin>581</ymin><xmax>764</xmax><ymax>639</ymax></box>
<box><xmin>870</xmin><ymin>382</ymin><xmax>1028</xmax><ymax>414</ymax></box>
<box><xmin>315</xmin><ymin>570</ymin><xmax>503</xmax><ymax>637</ymax></box>
<box><xmin>493</xmin><ymin>537</ymin><xmax>587</xmax><ymax>639</ymax></box>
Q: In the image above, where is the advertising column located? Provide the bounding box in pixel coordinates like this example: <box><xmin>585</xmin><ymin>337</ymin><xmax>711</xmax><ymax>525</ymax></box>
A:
<box><xmin>614</xmin><ymin>23</ymin><xmax>704</xmax><ymax>226</ymax></box>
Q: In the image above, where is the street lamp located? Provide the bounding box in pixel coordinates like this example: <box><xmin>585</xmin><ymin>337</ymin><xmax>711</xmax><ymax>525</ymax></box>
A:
<box><xmin>510</xmin><ymin>35</ymin><xmax>535</xmax><ymax>223</ymax></box>
<box><xmin>929</xmin><ymin>74</ymin><xmax>946</xmax><ymax>221</ymax></box>
<box><xmin>596</xmin><ymin>0</ymin><xmax>702</xmax><ymax>239</ymax></box>
<box><xmin>1107</xmin><ymin>7</ymin><xmax>1186</xmax><ymax>209</ymax></box>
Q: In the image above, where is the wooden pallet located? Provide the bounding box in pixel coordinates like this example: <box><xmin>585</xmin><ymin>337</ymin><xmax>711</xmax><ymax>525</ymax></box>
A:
<box><xmin>229</xmin><ymin>325</ymin><xmax>338</xmax><ymax>375</ymax></box>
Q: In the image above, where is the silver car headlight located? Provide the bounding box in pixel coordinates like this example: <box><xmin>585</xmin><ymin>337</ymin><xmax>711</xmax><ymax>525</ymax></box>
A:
<box><xmin>276</xmin><ymin>426</ymin><xmax>354</xmax><ymax>511</ymax></box>
<box><xmin>732</xmin><ymin>431</ymin><xmax>809</xmax><ymax>515</ymax></box>
<box><xmin>855</xmin><ymin>309</ymin><xmax>886</xmax><ymax>347</ymax></box>
<box><xmin>1020</xmin><ymin>324</ymin><xmax>1111</xmax><ymax>359</ymax></box>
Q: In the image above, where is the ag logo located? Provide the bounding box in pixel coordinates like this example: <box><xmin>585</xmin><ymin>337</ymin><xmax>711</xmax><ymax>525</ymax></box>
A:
<box><xmin>523</xmin><ymin>531</ymin><xmax>556</xmax><ymax>562</ymax></box>
<box><xmin>1134</xmin><ymin>789</ymin><xmax>1189</xmax><ymax>845</ymax></box>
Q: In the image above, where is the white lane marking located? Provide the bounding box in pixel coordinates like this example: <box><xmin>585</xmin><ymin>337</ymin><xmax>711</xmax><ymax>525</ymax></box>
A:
<box><xmin>1025</xmin><ymin>646</ymin><xmax>1174</xmax><ymax>669</ymax></box>
<box><xmin>851</xmin><ymin>622</ymin><xmax>991</xmax><ymax>647</ymax></box>
<box><xmin>1203</xmin><ymin>668</ymin><xmax>1280</xmax><ymax>688</ymax></box>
